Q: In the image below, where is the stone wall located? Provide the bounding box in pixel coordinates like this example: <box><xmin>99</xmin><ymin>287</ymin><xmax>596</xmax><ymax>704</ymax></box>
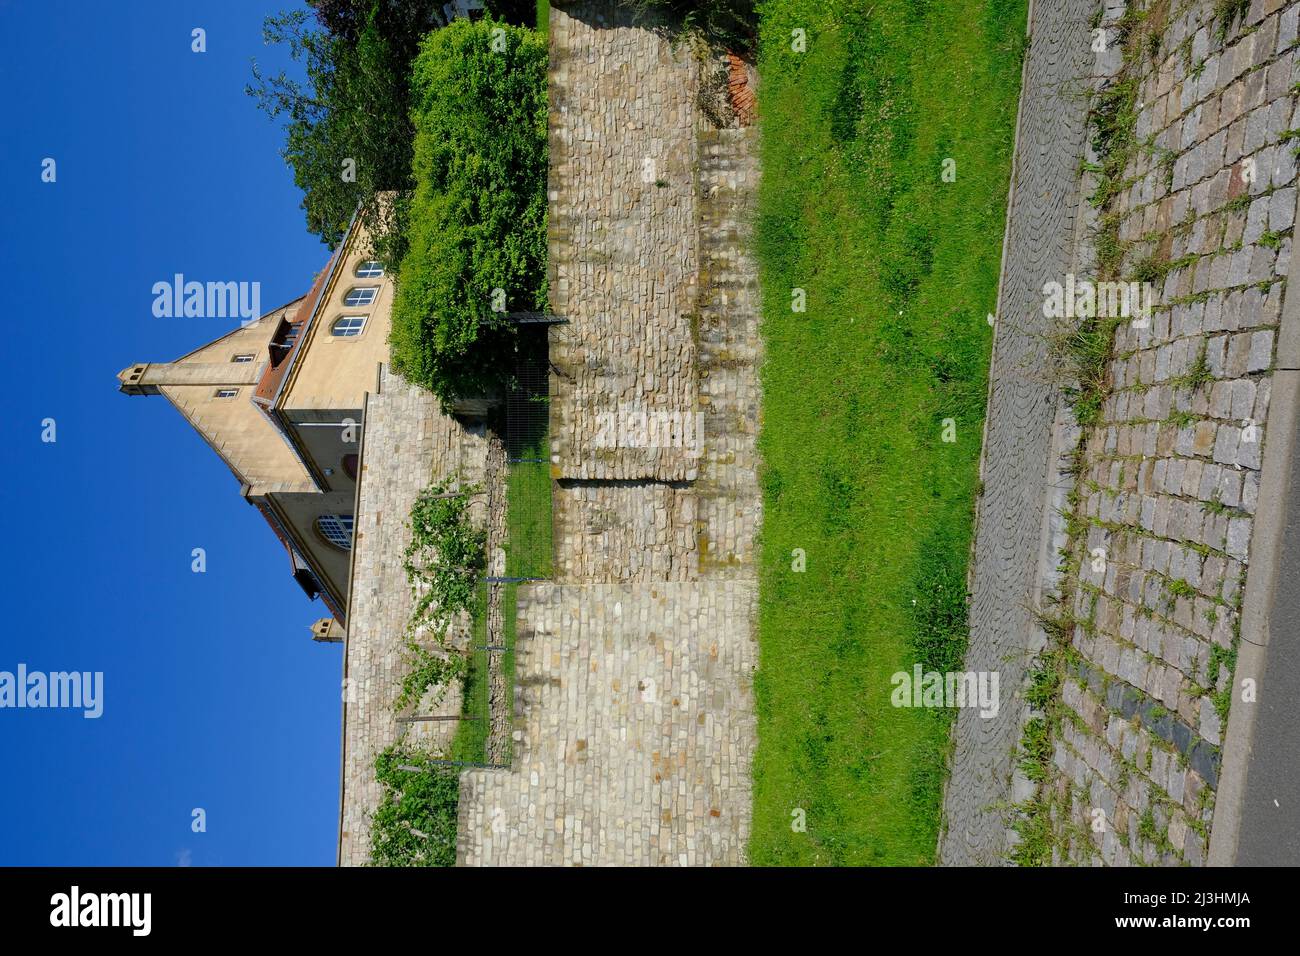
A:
<box><xmin>337</xmin><ymin>368</ymin><xmax>489</xmax><ymax>866</ymax></box>
<box><xmin>695</xmin><ymin>127</ymin><xmax>765</xmax><ymax>576</ymax></box>
<box><xmin>549</xmin><ymin>124</ymin><xmax>765</xmax><ymax>585</ymax></box>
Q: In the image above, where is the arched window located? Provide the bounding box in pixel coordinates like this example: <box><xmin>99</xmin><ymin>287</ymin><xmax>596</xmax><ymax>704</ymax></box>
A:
<box><xmin>342</xmin><ymin>454</ymin><xmax>359</xmax><ymax>480</ymax></box>
<box><xmin>316</xmin><ymin>514</ymin><xmax>354</xmax><ymax>551</ymax></box>
<box><xmin>355</xmin><ymin>261</ymin><xmax>384</xmax><ymax>279</ymax></box>
<box><xmin>344</xmin><ymin>286</ymin><xmax>377</xmax><ymax>307</ymax></box>
<box><xmin>331</xmin><ymin>315</ymin><xmax>367</xmax><ymax>337</ymax></box>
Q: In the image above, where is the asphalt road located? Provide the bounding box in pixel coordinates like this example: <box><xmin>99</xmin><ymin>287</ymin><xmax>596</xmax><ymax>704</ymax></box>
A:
<box><xmin>1236</xmin><ymin>392</ymin><xmax>1300</xmax><ymax>865</ymax></box>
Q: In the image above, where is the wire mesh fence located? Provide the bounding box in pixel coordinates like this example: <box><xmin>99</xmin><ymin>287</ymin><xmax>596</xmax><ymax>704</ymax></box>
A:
<box><xmin>504</xmin><ymin>323</ymin><xmax>553</xmax><ymax>580</ymax></box>
<box><xmin>437</xmin><ymin>325</ymin><xmax>554</xmax><ymax>768</ymax></box>
<box><xmin>439</xmin><ymin>579</ymin><xmax>511</xmax><ymax>768</ymax></box>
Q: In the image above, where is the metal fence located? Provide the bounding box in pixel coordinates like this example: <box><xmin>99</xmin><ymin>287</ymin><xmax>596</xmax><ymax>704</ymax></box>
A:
<box><xmin>444</xmin><ymin>324</ymin><xmax>554</xmax><ymax>768</ymax></box>
<box><xmin>503</xmin><ymin>323</ymin><xmax>554</xmax><ymax>581</ymax></box>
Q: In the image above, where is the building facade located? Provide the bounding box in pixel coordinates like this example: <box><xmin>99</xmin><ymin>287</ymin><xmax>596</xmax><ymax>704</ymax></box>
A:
<box><xmin>118</xmin><ymin>215</ymin><xmax>395</xmax><ymax>626</ymax></box>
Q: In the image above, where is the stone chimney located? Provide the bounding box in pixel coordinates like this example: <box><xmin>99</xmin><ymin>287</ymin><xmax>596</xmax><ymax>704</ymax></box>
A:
<box><xmin>311</xmin><ymin>618</ymin><xmax>346</xmax><ymax>644</ymax></box>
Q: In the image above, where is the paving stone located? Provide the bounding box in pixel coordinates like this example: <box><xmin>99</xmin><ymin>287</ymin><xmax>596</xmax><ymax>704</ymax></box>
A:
<box><xmin>1248</xmin><ymin>330</ymin><xmax>1276</xmax><ymax>371</ymax></box>
<box><xmin>971</xmin><ymin>0</ymin><xmax>1300</xmax><ymax>868</ymax></box>
<box><xmin>1227</xmin><ymin>516</ymin><xmax>1253</xmax><ymax>559</ymax></box>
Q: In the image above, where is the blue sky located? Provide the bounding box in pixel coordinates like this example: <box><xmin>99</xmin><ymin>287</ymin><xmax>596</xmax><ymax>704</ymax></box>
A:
<box><xmin>0</xmin><ymin>0</ymin><xmax>342</xmax><ymax>865</ymax></box>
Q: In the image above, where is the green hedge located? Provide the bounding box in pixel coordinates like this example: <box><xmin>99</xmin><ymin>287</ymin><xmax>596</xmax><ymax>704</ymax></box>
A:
<box><xmin>624</xmin><ymin>0</ymin><xmax>756</xmax><ymax>46</ymax></box>
<box><xmin>389</xmin><ymin>19</ymin><xmax>549</xmax><ymax>404</ymax></box>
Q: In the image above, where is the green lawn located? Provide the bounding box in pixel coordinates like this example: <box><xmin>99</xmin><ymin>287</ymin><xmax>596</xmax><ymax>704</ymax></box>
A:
<box><xmin>450</xmin><ymin>587</ymin><xmax>491</xmax><ymax>764</ymax></box>
<box><xmin>495</xmin><ymin>428</ymin><xmax>555</xmax><ymax>762</ymax></box>
<box><xmin>750</xmin><ymin>0</ymin><xmax>1027</xmax><ymax>865</ymax></box>
<box><xmin>506</xmin><ymin>463</ymin><xmax>553</xmax><ymax>580</ymax></box>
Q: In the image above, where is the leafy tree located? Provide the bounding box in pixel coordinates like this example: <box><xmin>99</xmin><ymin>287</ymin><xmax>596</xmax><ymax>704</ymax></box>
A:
<box><xmin>247</xmin><ymin>5</ymin><xmax>428</xmax><ymax>256</ymax></box>
<box><xmin>309</xmin><ymin>0</ymin><xmax>439</xmax><ymax>58</ymax></box>
<box><xmin>388</xmin><ymin>19</ymin><xmax>548</xmax><ymax>402</ymax></box>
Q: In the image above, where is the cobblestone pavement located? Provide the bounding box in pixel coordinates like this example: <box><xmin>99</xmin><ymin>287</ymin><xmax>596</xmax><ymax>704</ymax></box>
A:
<box><xmin>940</xmin><ymin>0</ymin><xmax>1096</xmax><ymax>865</ymax></box>
<box><xmin>337</xmin><ymin>369</ymin><xmax>488</xmax><ymax>866</ymax></box>
<box><xmin>554</xmin><ymin>481</ymin><xmax>698</xmax><ymax>582</ymax></box>
<box><xmin>1039</xmin><ymin>0</ymin><xmax>1300</xmax><ymax>866</ymax></box>
<box><xmin>547</xmin><ymin>1</ymin><xmax>700</xmax><ymax>484</ymax></box>
<box><xmin>459</xmin><ymin>580</ymin><xmax>757</xmax><ymax>865</ymax></box>
<box><xmin>458</xmin><ymin>2</ymin><xmax>762</xmax><ymax>865</ymax></box>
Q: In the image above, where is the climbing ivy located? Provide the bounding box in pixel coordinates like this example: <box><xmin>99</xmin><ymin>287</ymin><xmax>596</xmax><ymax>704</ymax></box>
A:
<box><xmin>369</xmin><ymin>745</ymin><xmax>460</xmax><ymax>867</ymax></box>
<box><xmin>393</xmin><ymin>640</ymin><xmax>469</xmax><ymax>713</ymax></box>
<box><xmin>403</xmin><ymin>478</ymin><xmax>486</xmax><ymax>636</ymax></box>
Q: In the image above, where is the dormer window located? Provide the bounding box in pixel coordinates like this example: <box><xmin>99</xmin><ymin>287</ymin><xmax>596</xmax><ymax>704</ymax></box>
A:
<box><xmin>266</xmin><ymin>319</ymin><xmax>302</xmax><ymax>369</ymax></box>
<box><xmin>232</xmin><ymin>354</ymin><xmax>255</xmax><ymax>363</ymax></box>
<box><xmin>214</xmin><ymin>388</ymin><xmax>238</xmax><ymax>399</ymax></box>
<box><xmin>355</xmin><ymin>261</ymin><xmax>384</xmax><ymax>279</ymax></box>
<box><xmin>331</xmin><ymin>315</ymin><xmax>367</xmax><ymax>337</ymax></box>
<box><xmin>316</xmin><ymin>514</ymin><xmax>354</xmax><ymax>551</ymax></box>
<box><xmin>344</xmin><ymin>287</ymin><xmax>377</xmax><ymax>307</ymax></box>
